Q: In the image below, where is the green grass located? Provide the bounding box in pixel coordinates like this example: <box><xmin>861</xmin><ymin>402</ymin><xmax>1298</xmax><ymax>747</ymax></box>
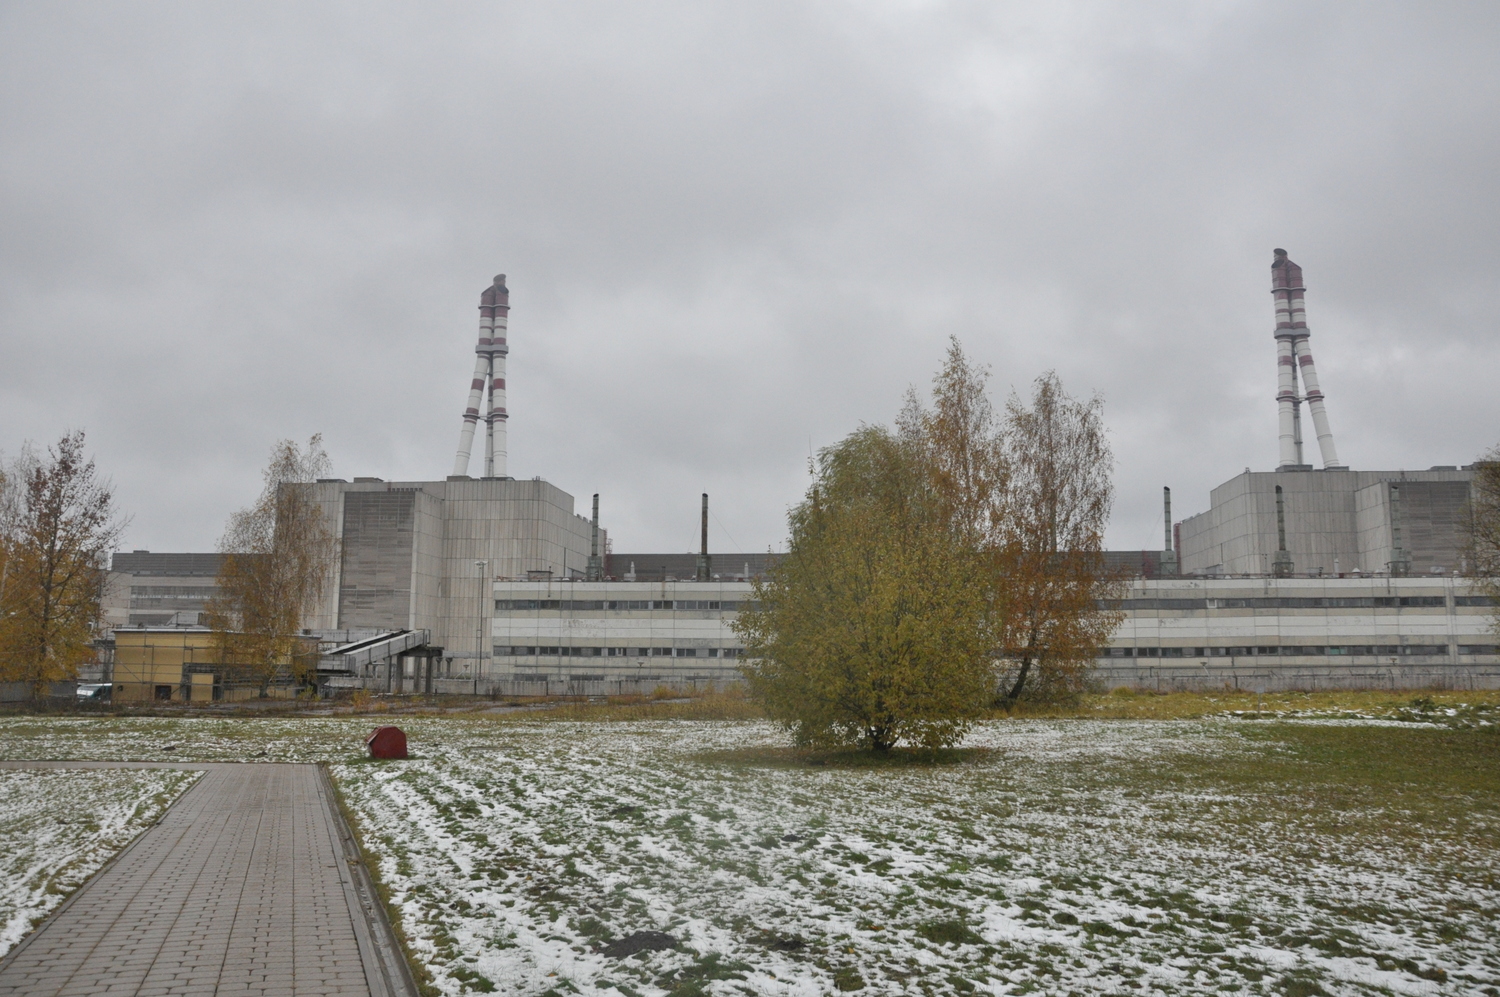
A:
<box><xmin>693</xmin><ymin>745</ymin><xmax>992</xmax><ymax>769</ymax></box>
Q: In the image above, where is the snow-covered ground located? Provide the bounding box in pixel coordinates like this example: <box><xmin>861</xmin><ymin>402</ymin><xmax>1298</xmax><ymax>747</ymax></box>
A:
<box><xmin>331</xmin><ymin>721</ymin><xmax>1495</xmax><ymax>997</ymax></box>
<box><xmin>0</xmin><ymin>767</ymin><xmax>198</xmax><ymax>957</ymax></box>
<box><xmin>0</xmin><ymin>715</ymin><xmax>1493</xmax><ymax>995</ymax></box>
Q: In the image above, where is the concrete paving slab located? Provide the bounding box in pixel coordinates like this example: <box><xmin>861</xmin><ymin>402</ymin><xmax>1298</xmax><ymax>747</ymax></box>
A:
<box><xmin>0</xmin><ymin>764</ymin><xmax>416</xmax><ymax>997</ymax></box>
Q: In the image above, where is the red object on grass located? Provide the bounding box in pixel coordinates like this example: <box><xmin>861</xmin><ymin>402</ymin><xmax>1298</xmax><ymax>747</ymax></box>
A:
<box><xmin>366</xmin><ymin>726</ymin><xmax>408</xmax><ymax>759</ymax></box>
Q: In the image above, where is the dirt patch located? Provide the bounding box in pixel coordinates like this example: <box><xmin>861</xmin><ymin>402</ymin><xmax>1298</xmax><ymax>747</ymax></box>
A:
<box><xmin>601</xmin><ymin>930</ymin><xmax>677</xmax><ymax>958</ymax></box>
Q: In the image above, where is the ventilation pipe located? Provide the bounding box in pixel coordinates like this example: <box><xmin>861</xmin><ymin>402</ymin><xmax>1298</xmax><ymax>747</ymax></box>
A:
<box><xmin>1272</xmin><ymin>485</ymin><xmax>1294</xmax><ymax>578</ymax></box>
<box><xmin>587</xmin><ymin>494</ymin><xmax>603</xmax><ymax>581</ymax></box>
<box><xmin>696</xmin><ymin>493</ymin><xmax>712</xmax><ymax>581</ymax></box>
<box><xmin>1161</xmin><ymin>487</ymin><xmax>1178</xmax><ymax>576</ymax></box>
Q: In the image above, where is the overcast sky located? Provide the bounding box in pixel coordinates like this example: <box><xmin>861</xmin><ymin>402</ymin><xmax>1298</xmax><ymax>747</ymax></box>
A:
<box><xmin>3</xmin><ymin>2</ymin><xmax>1498</xmax><ymax>557</ymax></box>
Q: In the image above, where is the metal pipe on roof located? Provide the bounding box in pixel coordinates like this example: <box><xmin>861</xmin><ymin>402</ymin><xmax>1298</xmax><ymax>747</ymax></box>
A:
<box><xmin>696</xmin><ymin>494</ymin><xmax>711</xmax><ymax>581</ymax></box>
<box><xmin>1161</xmin><ymin>487</ymin><xmax>1178</xmax><ymax>577</ymax></box>
<box><xmin>1163</xmin><ymin>487</ymin><xmax>1173</xmax><ymax>551</ymax></box>
<box><xmin>587</xmin><ymin>494</ymin><xmax>603</xmax><ymax>582</ymax></box>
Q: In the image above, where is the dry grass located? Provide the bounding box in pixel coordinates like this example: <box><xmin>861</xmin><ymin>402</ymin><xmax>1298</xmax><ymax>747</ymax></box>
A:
<box><xmin>22</xmin><ymin>683</ymin><xmax>1498</xmax><ymax>728</ymax></box>
<box><xmin>524</xmin><ymin>687</ymin><xmax>764</xmax><ymax>722</ymax></box>
<box><xmin>487</xmin><ymin>685</ymin><xmax>1500</xmax><ymax>725</ymax></box>
<box><xmin>999</xmin><ymin>686</ymin><xmax>1500</xmax><ymax>720</ymax></box>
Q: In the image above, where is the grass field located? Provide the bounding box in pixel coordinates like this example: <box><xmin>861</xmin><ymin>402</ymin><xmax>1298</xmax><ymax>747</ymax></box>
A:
<box><xmin>0</xmin><ymin>701</ymin><xmax>1495</xmax><ymax>997</ymax></box>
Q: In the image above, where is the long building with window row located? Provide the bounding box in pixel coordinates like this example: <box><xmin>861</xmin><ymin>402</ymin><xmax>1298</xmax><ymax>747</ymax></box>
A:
<box><xmin>477</xmin><ymin>575</ymin><xmax>1499</xmax><ymax>696</ymax></box>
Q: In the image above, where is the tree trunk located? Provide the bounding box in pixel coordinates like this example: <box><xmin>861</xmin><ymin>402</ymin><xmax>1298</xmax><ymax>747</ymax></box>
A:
<box><xmin>1003</xmin><ymin>656</ymin><xmax>1033</xmax><ymax>703</ymax></box>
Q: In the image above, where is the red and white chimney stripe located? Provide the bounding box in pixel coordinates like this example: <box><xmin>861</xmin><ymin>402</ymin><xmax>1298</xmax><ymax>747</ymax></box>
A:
<box><xmin>453</xmin><ymin>274</ymin><xmax>511</xmax><ymax>478</ymax></box>
<box><xmin>1271</xmin><ymin>250</ymin><xmax>1342</xmax><ymax>470</ymax></box>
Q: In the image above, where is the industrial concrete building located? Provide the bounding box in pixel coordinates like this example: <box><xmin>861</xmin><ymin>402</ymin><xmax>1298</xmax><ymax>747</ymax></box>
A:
<box><xmin>1179</xmin><ymin>467</ymin><xmax>1476</xmax><ymax>577</ymax></box>
<box><xmin>103</xmin><ymin>551</ymin><xmax>224</xmax><ymax>628</ymax></box>
<box><xmin>111</xmin><ymin>627</ymin><xmax>319</xmax><ymax>702</ymax></box>
<box><xmin>1175</xmin><ymin>250</ymin><xmax>1483</xmax><ymax>579</ymax></box>
<box><xmin>302</xmin><ymin>473</ymin><xmax>602</xmax><ymax>672</ymax></box>
<box><xmin>291</xmin><ymin>274</ymin><xmax>607</xmax><ymax>674</ymax></box>
<box><xmin>1096</xmin><ymin>575</ymin><xmax>1497</xmax><ymax>690</ymax></box>
<box><xmin>489</xmin><ymin>579</ymin><xmax>751</xmax><ymax>695</ymax></box>
<box><xmin>103</xmin><ymin>257</ymin><xmax>1498</xmax><ymax>696</ymax></box>
<box><xmin>472</xmin><ymin>574</ymin><xmax>1498</xmax><ymax>695</ymax></box>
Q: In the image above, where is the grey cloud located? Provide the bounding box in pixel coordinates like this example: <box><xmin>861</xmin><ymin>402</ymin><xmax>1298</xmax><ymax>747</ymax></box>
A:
<box><xmin>2</xmin><ymin>1</ymin><xmax>1497</xmax><ymax>556</ymax></box>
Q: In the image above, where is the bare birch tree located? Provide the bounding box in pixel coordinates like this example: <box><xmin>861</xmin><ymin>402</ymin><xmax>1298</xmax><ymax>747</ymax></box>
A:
<box><xmin>903</xmin><ymin>342</ymin><xmax>1121</xmax><ymax>704</ymax></box>
<box><xmin>206</xmin><ymin>436</ymin><xmax>338</xmax><ymax>696</ymax></box>
<box><xmin>0</xmin><ymin>432</ymin><xmax>126</xmax><ymax>696</ymax></box>
<box><xmin>990</xmin><ymin>372</ymin><xmax>1122</xmax><ymax>702</ymax></box>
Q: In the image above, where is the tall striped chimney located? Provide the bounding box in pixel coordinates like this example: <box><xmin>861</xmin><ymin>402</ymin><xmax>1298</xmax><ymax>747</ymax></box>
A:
<box><xmin>453</xmin><ymin>275</ymin><xmax>510</xmax><ymax>478</ymax></box>
<box><xmin>1271</xmin><ymin>251</ymin><xmax>1342</xmax><ymax>470</ymax></box>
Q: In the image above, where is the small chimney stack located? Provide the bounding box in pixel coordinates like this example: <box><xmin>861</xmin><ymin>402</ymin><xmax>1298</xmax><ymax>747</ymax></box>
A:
<box><xmin>587</xmin><ymin>493</ymin><xmax>603</xmax><ymax>581</ymax></box>
<box><xmin>1161</xmin><ymin>487</ymin><xmax>1178</xmax><ymax>576</ymax></box>
<box><xmin>696</xmin><ymin>493</ymin><xmax>711</xmax><ymax>581</ymax></box>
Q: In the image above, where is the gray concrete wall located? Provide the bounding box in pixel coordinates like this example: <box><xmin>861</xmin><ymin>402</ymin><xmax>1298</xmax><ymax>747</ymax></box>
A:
<box><xmin>1180</xmin><ymin>468</ymin><xmax>1474</xmax><ymax>576</ymax></box>
<box><xmin>1400</xmin><ymin>480</ymin><xmax>1472</xmax><ymax>574</ymax></box>
<box><xmin>336</xmin><ymin>490</ymin><xmax>417</xmax><ymax>629</ymax></box>
<box><xmin>301</xmin><ymin>477</ymin><xmax>595</xmax><ymax>671</ymax></box>
<box><xmin>1354</xmin><ymin>481</ymin><xmax>1394</xmax><ymax>574</ymax></box>
<box><xmin>103</xmin><ymin>553</ymin><xmax>225</xmax><ymax>630</ymax></box>
<box><xmin>1097</xmin><ymin>575</ymin><xmax>1498</xmax><ymax>689</ymax></box>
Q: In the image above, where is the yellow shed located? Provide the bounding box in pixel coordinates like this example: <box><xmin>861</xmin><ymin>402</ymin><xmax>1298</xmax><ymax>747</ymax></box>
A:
<box><xmin>111</xmin><ymin>628</ymin><xmax>221</xmax><ymax>702</ymax></box>
<box><xmin>110</xmin><ymin>628</ymin><xmax>318</xmax><ymax>702</ymax></box>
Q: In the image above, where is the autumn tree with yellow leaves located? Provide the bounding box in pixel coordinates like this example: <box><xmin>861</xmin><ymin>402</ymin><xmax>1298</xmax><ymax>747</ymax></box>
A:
<box><xmin>735</xmin><ymin>427</ymin><xmax>994</xmax><ymax>750</ymax></box>
<box><xmin>0</xmin><ymin>432</ymin><xmax>126</xmax><ymax>697</ymax></box>
<box><xmin>737</xmin><ymin>341</ymin><xmax>1121</xmax><ymax>746</ymax></box>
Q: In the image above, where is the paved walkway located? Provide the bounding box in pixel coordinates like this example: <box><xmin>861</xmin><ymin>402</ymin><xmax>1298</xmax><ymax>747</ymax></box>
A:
<box><xmin>0</xmin><ymin>764</ymin><xmax>414</xmax><ymax>997</ymax></box>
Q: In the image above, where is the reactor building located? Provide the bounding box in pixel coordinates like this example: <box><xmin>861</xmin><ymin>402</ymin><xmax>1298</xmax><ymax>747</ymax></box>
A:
<box><xmin>1176</xmin><ymin>250</ymin><xmax>1477</xmax><ymax>578</ymax></box>
<box><xmin>103</xmin><ymin>253</ymin><xmax>1497</xmax><ymax>698</ymax></box>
